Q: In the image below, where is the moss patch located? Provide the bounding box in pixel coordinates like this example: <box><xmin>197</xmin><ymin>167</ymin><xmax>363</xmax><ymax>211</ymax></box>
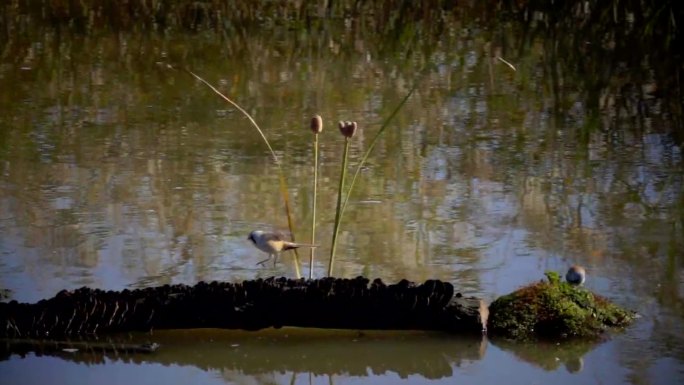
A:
<box><xmin>488</xmin><ymin>271</ymin><xmax>635</xmax><ymax>340</ymax></box>
<box><xmin>0</xmin><ymin>288</ymin><xmax>11</xmax><ymax>302</ymax></box>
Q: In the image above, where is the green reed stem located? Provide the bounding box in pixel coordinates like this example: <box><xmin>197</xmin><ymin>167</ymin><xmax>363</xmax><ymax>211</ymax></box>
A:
<box><xmin>339</xmin><ymin>87</ymin><xmax>416</xmax><ymax>222</ymax></box>
<box><xmin>326</xmin><ymin>88</ymin><xmax>415</xmax><ymax>276</ymax></box>
<box><xmin>309</xmin><ymin>133</ymin><xmax>319</xmax><ymax>279</ymax></box>
<box><xmin>178</xmin><ymin>66</ymin><xmax>302</xmax><ymax>278</ymax></box>
<box><xmin>328</xmin><ymin>136</ymin><xmax>351</xmax><ymax>276</ymax></box>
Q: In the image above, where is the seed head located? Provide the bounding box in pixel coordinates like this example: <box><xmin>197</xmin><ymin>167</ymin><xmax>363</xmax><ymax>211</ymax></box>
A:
<box><xmin>339</xmin><ymin>121</ymin><xmax>357</xmax><ymax>138</ymax></box>
<box><xmin>310</xmin><ymin>115</ymin><xmax>323</xmax><ymax>134</ymax></box>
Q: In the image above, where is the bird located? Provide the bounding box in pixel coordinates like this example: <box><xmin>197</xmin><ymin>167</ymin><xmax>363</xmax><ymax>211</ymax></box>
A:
<box><xmin>247</xmin><ymin>230</ymin><xmax>317</xmax><ymax>267</ymax></box>
<box><xmin>565</xmin><ymin>265</ymin><xmax>586</xmax><ymax>286</ymax></box>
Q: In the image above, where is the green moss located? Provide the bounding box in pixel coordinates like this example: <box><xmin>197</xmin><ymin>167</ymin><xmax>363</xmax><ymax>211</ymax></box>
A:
<box><xmin>488</xmin><ymin>272</ymin><xmax>635</xmax><ymax>340</ymax></box>
<box><xmin>0</xmin><ymin>288</ymin><xmax>11</xmax><ymax>301</ymax></box>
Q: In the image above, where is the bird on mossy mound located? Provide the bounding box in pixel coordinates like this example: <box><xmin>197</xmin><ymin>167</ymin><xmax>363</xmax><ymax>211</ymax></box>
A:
<box><xmin>565</xmin><ymin>265</ymin><xmax>586</xmax><ymax>286</ymax></box>
<box><xmin>487</xmin><ymin>268</ymin><xmax>634</xmax><ymax>340</ymax></box>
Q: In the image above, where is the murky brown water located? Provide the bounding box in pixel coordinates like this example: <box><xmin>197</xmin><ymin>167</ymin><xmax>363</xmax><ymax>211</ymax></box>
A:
<box><xmin>1</xmin><ymin>3</ymin><xmax>683</xmax><ymax>385</ymax></box>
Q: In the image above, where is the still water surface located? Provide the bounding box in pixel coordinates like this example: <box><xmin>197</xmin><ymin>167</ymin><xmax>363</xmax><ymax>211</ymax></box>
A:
<box><xmin>1</xmin><ymin>5</ymin><xmax>683</xmax><ymax>385</ymax></box>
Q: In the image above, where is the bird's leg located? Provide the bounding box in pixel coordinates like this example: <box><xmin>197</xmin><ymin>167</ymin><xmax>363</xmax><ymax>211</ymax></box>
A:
<box><xmin>257</xmin><ymin>254</ymin><xmax>272</xmax><ymax>266</ymax></box>
<box><xmin>273</xmin><ymin>253</ymin><xmax>279</xmax><ymax>267</ymax></box>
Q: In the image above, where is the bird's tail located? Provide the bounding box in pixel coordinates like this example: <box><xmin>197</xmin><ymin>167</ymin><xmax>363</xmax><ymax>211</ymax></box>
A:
<box><xmin>283</xmin><ymin>242</ymin><xmax>318</xmax><ymax>251</ymax></box>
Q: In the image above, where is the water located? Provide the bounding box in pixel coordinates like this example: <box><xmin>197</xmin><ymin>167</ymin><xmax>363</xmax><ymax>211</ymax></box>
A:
<box><xmin>1</xmin><ymin>2</ymin><xmax>683</xmax><ymax>384</ymax></box>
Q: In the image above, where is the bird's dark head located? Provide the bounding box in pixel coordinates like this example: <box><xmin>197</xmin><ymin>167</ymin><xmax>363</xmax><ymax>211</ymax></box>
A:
<box><xmin>247</xmin><ymin>230</ymin><xmax>261</xmax><ymax>245</ymax></box>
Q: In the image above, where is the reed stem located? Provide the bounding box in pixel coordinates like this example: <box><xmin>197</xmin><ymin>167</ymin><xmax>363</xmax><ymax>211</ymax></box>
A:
<box><xmin>176</xmin><ymin>65</ymin><xmax>302</xmax><ymax>278</ymax></box>
<box><xmin>309</xmin><ymin>132</ymin><xmax>319</xmax><ymax>279</ymax></box>
<box><xmin>328</xmin><ymin>136</ymin><xmax>351</xmax><ymax>276</ymax></box>
<box><xmin>339</xmin><ymin>88</ymin><xmax>415</xmax><ymax>221</ymax></box>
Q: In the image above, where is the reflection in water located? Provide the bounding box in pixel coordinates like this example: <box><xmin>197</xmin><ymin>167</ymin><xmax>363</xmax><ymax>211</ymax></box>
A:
<box><xmin>491</xmin><ymin>337</ymin><xmax>593</xmax><ymax>373</ymax></box>
<box><xmin>0</xmin><ymin>1</ymin><xmax>683</xmax><ymax>385</ymax></box>
<box><xmin>2</xmin><ymin>329</ymin><xmax>487</xmax><ymax>381</ymax></box>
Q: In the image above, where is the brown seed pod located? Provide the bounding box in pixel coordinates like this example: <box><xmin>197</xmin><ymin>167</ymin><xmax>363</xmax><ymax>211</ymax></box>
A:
<box><xmin>339</xmin><ymin>121</ymin><xmax>357</xmax><ymax>138</ymax></box>
<box><xmin>348</xmin><ymin>121</ymin><xmax>357</xmax><ymax>137</ymax></box>
<box><xmin>310</xmin><ymin>115</ymin><xmax>323</xmax><ymax>134</ymax></box>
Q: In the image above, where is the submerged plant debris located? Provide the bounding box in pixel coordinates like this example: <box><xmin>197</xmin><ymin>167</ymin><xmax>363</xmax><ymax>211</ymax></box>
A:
<box><xmin>488</xmin><ymin>271</ymin><xmax>636</xmax><ymax>340</ymax></box>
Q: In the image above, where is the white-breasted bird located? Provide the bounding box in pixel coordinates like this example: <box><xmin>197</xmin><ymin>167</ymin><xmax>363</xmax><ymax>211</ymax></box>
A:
<box><xmin>247</xmin><ymin>230</ymin><xmax>317</xmax><ymax>267</ymax></box>
<box><xmin>565</xmin><ymin>265</ymin><xmax>586</xmax><ymax>286</ymax></box>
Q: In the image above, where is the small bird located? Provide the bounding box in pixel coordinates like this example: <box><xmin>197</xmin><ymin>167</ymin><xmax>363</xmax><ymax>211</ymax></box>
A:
<box><xmin>565</xmin><ymin>265</ymin><xmax>586</xmax><ymax>286</ymax></box>
<box><xmin>247</xmin><ymin>230</ymin><xmax>317</xmax><ymax>267</ymax></box>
